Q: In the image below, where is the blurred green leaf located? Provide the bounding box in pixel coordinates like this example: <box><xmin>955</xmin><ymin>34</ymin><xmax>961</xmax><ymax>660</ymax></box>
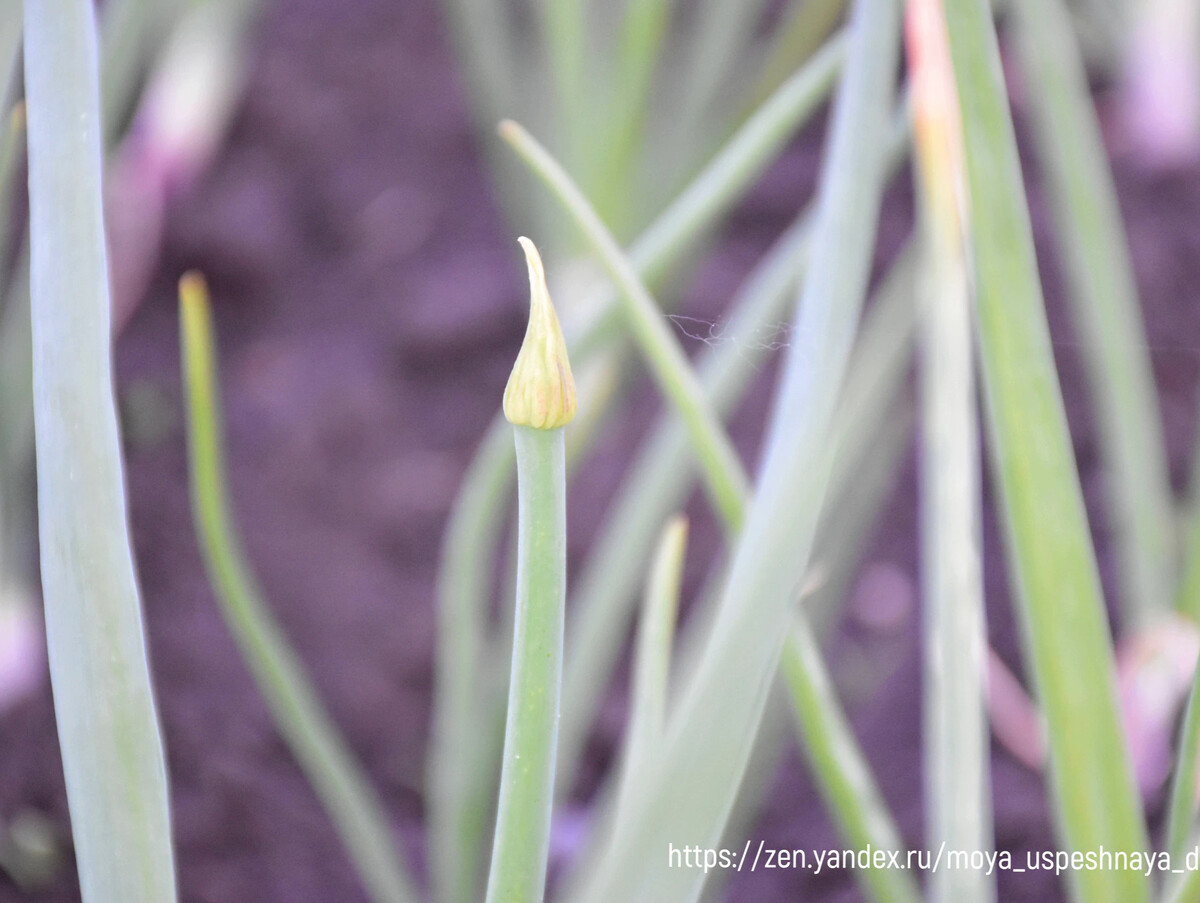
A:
<box><xmin>1014</xmin><ymin>0</ymin><xmax>1175</xmax><ymax>629</ymax></box>
<box><xmin>613</xmin><ymin>516</ymin><xmax>687</xmax><ymax>824</ymax></box>
<box><xmin>24</xmin><ymin>1</ymin><xmax>177</xmax><ymax>899</ymax></box>
<box><xmin>944</xmin><ymin>2</ymin><xmax>1150</xmax><ymax>900</ymax></box>
<box><xmin>429</xmin><ymin>33</ymin><xmax>844</xmax><ymax>903</ymax></box>
<box><xmin>782</xmin><ymin>619</ymin><xmax>921</xmax><ymax>903</ymax></box>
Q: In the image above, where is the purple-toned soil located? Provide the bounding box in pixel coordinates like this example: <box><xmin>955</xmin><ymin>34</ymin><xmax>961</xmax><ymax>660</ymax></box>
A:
<box><xmin>2</xmin><ymin>1</ymin><xmax>1199</xmax><ymax>901</ymax></box>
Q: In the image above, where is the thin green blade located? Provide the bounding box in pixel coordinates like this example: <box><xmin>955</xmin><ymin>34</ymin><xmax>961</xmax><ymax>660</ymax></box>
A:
<box><xmin>944</xmin><ymin>3</ymin><xmax>1149</xmax><ymax>900</ymax></box>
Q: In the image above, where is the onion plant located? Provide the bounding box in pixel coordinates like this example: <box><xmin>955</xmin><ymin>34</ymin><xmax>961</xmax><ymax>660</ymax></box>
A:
<box><xmin>907</xmin><ymin>2</ymin><xmax>992</xmax><ymax>900</ymax></box>
<box><xmin>0</xmin><ymin>0</ymin><xmax>258</xmax><ymax>722</ymax></box>
<box><xmin>484</xmin><ymin>238</ymin><xmax>575</xmax><ymax>903</ymax></box>
<box><xmin>14</xmin><ymin>0</ymin><xmax>1200</xmax><ymax>901</ymax></box>
<box><xmin>495</xmin><ymin>23</ymin><xmax>918</xmax><ymax>902</ymax></box>
<box><xmin>1014</xmin><ymin>0</ymin><xmax>1175</xmax><ymax>630</ymax></box>
<box><xmin>947</xmin><ymin>1</ymin><xmax>1149</xmax><ymax>900</ymax></box>
<box><xmin>428</xmin><ymin>37</ymin><xmax>844</xmax><ymax>903</ymax></box>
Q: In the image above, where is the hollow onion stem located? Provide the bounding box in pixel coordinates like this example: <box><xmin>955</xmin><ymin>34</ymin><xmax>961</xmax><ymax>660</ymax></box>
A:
<box><xmin>484</xmin><ymin>240</ymin><xmax>574</xmax><ymax>903</ymax></box>
<box><xmin>429</xmin><ymin>39</ymin><xmax>845</xmax><ymax>902</ymax></box>
<box><xmin>1013</xmin><ymin>0</ymin><xmax>1175</xmax><ymax>629</ymax></box>
<box><xmin>483</xmin><ymin>426</ymin><xmax>567</xmax><ymax>903</ymax></box>
<box><xmin>907</xmin><ymin>0</ymin><xmax>993</xmax><ymax>899</ymax></box>
<box><xmin>24</xmin><ymin>1</ymin><xmax>176</xmax><ymax>898</ymax></box>
<box><xmin>567</xmin><ymin>4</ymin><xmax>908</xmax><ymax>899</ymax></box>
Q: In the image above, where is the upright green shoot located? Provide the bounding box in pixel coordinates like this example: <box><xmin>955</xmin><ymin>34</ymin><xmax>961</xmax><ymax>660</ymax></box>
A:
<box><xmin>23</xmin><ymin>0</ymin><xmax>176</xmax><ymax>899</ymax></box>
<box><xmin>1014</xmin><ymin>0</ymin><xmax>1175</xmax><ymax>629</ymax></box>
<box><xmin>179</xmin><ymin>275</ymin><xmax>418</xmax><ymax>903</ymax></box>
<box><xmin>568</xmin><ymin>2</ymin><xmax>901</xmax><ymax>899</ymax></box>
<box><xmin>782</xmin><ymin>621</ymin><xmax>920</xmax><ymax>903</ymax></box>
<box><xmin>498</xmin><ymin>144</ymin><xmax>918</xmax><ymax>898</ymax></box>
<box><xmin>945</xmin><ymin>3</ymin><xmax>1149</xmax><ymax>900</ymax></box>
<box><xmin>484</xmin><ymin>238</ymin><xmax>574</xmax><ymax>903</ymax></box>
<box><xmin>907</xmin><ymin>1</ymin><xmax>992</xmax><ymax>900</ymax></box>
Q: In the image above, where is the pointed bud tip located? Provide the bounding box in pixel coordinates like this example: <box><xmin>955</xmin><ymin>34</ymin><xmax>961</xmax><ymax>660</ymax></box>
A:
<box><xmin>503</xmin><ymin>238</ymin><xmax>577</xmax><ymax>430</ymax></box>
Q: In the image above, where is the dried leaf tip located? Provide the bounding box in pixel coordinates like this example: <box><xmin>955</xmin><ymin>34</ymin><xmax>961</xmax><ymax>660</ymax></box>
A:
<box><xmin>178</xmin><ymin>271</ymin><xmax>216</xmax><ymax>356</ymax></box>
<box><xmin>178</xmin><ymin>270</ymin><xmax>212</xmax><ymax>323</ymax></box>
<box><xmin>503</xmin><ymin>237</ymin><xmax>577</xmax><ymax>430</ymax></box>
<box><xmin>179</xmin><ymin>270</ymin><xmax>208</xmax><ymax>305</ymax></box>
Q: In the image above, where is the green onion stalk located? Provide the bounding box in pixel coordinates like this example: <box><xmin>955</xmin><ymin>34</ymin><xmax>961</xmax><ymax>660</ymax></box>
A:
<box><xmin>484</xmin><ymin>238</ymin><xmax>575</xmax><ymax>903</ymax></box>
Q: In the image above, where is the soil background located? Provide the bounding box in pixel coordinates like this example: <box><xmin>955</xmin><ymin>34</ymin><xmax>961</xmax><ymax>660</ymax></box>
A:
<box><xmin>2</xmin><ymin>1</ymin><xmax>1200</xmax><ymax>901</ymax></box>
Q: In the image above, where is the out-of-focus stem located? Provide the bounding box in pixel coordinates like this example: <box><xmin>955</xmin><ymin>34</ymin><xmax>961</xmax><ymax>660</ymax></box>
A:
<box><xmin>613</xmin><ymin>517</ymin><xmax>686</xmax><ymax>824</ymax></box>
<box><xmin>24</xmin><ymin>1</ymin><xmax>177</xmax><ymax>898</ymax></box>
<box><xmin>907</xmin><ymin>0</ymin><xmax>993</xmax><ymax>899</ymax></box>
<box><xmin>180</xmin><ymin>276</ymin><xmax>418</xmax><ymax>903</ymax></box>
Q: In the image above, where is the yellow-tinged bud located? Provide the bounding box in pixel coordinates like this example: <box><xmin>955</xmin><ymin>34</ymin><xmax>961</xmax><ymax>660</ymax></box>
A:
<box><xmin>503</xmin><ymin>237</ymin><xmax>577</xmax><ymax>429</ymax></box>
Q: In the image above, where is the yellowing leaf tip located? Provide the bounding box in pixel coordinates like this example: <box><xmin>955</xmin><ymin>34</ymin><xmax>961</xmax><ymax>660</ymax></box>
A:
<box><xmin>178</xmin><ymin>270</ymin><xmax>209</xmax><ymax>306</ymax></box>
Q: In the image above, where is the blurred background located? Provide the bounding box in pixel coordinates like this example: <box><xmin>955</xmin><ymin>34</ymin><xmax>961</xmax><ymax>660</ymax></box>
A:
<box><xmin>1</xmin><ymin>0</ymin><xmax>1200</xmax><ymax>901</ymax></box>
